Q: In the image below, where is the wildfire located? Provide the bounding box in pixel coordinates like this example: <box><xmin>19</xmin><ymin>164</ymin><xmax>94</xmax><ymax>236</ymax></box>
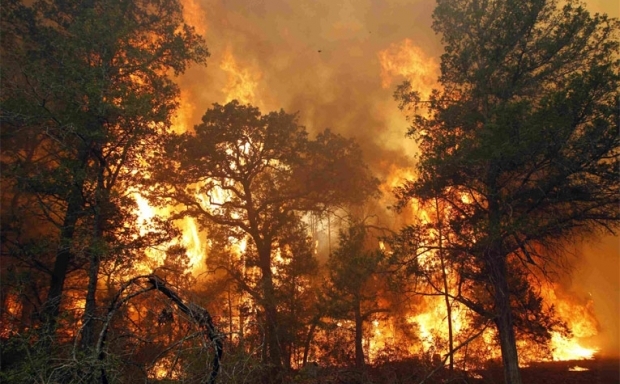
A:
<box><xmin>380</xmin><ymin>163</ymin><xmax>416</xmax><ymax>192</ymax></box>
<box><xmin>126</xmin><ymin>12</ymin><xmax>602</xmax><ymax>373</ymax></box>
<box><xmin>134</xmin><ymin>193</ymin><xmax>156</xmax><ymax>235</ymax></box>
<box><xmin>568</xmin><ymin>365</ymin><xmax>589</xmax><ymax>372</ymax></box>
<box><xmin>376</xmin><ymin>174</ymin><xmax>602</xmax><ymax>366</ymax></box>
<box><xmin>130</xmin><ymin>82</ymin><xmax>208</xmax><ymax>275</ymax></box>
<box><xmin>132</xmin><ymin>191</ymin><xmax>207</xmax><ymax>275</ymax></box>
<box><xmin>149</xmin><ymin>356</ymin><xmax>182</xmax><ymax>380</ymax></box>
<box><xmin>390</xmin><ymin>280</ymin><xmax>600</xmax><ymax>368</ymax></box>
<box><xmin>128</xmin><ymin>47</ymin><xmax>265</xmax><ymax>276</ymax></box>
<box><xmin>368</xmin><ymin>319</ymin><xmax>396</xmax><ymax>362</ymax></box>
<box><xmin>378</xmin><ymin>163</ymin><xmax>417</xmax><ymax>217</ymax></box>
<box><xmin>550</xmin><ymin>333</ymin><xmax>597</xmax><ymax>361</ymax></box>
<box><xmin>180</xmin><ymin>216</ymin><xmax>205</xmax><ymax>272</ymax></box>
<box><xmin>377</xmin><ymin>38</ymin><xmax>438</xmax><ymax>100</ymax></box>
<box><xmin>543</xmin><ymin>285</ymin><xmax>599</xmax><ymax>361</ymax></box>
<box><xmin>220</xmin><ymin>47</ymin><xmax>262</xmax><ymax>105</ymax></box>
<box><xmin>171</xmin><ymin>89</ymin><xmax>196</xmax><ymax>134</ymax></box>
<box><xmin>181</xmin><ymin>0</ymin><xmax>207</xmax><ymax>37</ymax></box>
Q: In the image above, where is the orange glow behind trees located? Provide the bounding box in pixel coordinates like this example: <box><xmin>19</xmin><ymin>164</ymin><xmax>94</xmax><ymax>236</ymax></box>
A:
<box><xmin>378</xmin><ymin>38</ymin><xmax>439</xmax><ymax>100</ymax></box>
<box><xmin>1</xmin><ymin>0</ymin><xmax>618</xmax><ymax>383</ymax></box>
<box><xmin>393</xmin><ymin>1</ymin><xmax>619</xmax><ymax>384</ymax></box>
<box><xmin>148</xmin><ymin>100</ymin><xmax>379</xmax><ymax>372</ymax></box>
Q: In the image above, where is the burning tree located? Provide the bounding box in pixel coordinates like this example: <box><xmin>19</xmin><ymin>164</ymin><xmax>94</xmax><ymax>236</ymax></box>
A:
<box><xmin>324</xmin><ymin>221</ymin><xmax>390</xmax><ymax>369</ymax></box>
<box><xmin>0</xmin><ymin>0</ymin><xmax>208</xmax><ymax>379</ymax></box>
<box><xmin>393</xmin><ymin>0</ymin><xmax>619</xmax><ymax>383</ymax></box>
<box><xmin>150</xmin><ymin>101</ymin><xmax>378</xmax><ymax>376</ymax></box>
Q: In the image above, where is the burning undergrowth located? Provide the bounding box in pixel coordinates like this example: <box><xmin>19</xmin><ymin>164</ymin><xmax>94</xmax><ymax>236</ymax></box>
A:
<box><xmin>1</xmin><ymin>0</ymin><xmax>618</xmax><ymax>384</ymax></box>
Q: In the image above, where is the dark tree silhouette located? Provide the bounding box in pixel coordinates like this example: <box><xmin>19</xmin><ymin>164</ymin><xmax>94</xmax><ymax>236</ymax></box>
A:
<box><xmin>394</xmin><ymin>1</ymin><xmax>619</xmax><ymax>383</ymax></box>
<box><xmin>151</xmin><ymin>101</ymin><xmax>378</xmax><ymax>374</ymax></box>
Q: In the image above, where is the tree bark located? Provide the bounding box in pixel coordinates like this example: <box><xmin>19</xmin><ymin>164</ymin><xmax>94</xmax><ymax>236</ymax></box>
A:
<box><xmin>486</xmin><ymin>170</ymin><xmax>522</xmax><ymax>384</ymax></box>
<box><xmin>354</xmin><ymin>297</ymin><xmax>364</xmax><ymax>368</ymax></box>
<box><xmin>439</xmin><ymin>239</ymin><xmax>454</xmax><ymax>371</ymax></box>
<box><xmin>42</xmin><ymin>186</ymin><xmax>83</xmax><ymax>333</ymax></box>
<box><xmin>80</xmin><ymin>249</ymin><xmax>101</xmax><ymax>350</ymax></box>
<box><xmin>259</xmin><ymin>245</ymin><xmax>283</xmax><ymax>371</ymax></box>
<box><xmin>81</xmin><ymin>160</ymin><xmax>106</xmax><ymax>350</ymax></box>
<box><xmin>302</xmin><ymin>320</ymin><xmax>318</xmax><ymax>366</ymax></box>
<box><xmin>490</xmin><ymin>251</ymin><xmax>522</xmax><ymax>384</ymax></box>
<box><xmin>435</xmin><ymin>196</ymin><xmax>454</xmax><ymax>371</ymax></box>
<box><xmin>41</xmin><ymin>146</ymin><xmax>89</xmax><ymax>334</ymax></box>
<box><xmin>263</xmin><ymin>284</ymin><xmax>283</xmax><ymax>369</ymax></box>
<box><xmin>43</xmin><ymin>201</ymin><xmax>79</xmax><ymax>319</ymax></box>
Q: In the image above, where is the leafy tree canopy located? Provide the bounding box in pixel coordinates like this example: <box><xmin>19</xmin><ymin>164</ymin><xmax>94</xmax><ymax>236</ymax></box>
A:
<box><xmin>394</xmin><ymin>0</ymin><xmax>619</xmax><ymax>382</ymax></box>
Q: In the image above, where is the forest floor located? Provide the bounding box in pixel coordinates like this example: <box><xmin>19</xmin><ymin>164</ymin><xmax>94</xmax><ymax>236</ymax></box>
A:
<box><xmin>478</xmin><ymin>358</ymin><xmax>620</xmax><ymax>384</ymax></box>
<box><xmin>294</xmin><ymin>357</ymin><xmax>620</xmax><ymax>384</ymax></box>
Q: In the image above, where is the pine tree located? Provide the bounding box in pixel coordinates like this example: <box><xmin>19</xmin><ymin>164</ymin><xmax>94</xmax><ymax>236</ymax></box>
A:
<box><xmin>394</xmin><ymin>1</ymin><xmax>619</xmax><ymax>382</ymax></box>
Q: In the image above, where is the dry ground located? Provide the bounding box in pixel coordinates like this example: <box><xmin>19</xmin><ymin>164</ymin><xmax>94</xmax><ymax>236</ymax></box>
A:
<box><xmin>478</xmin><ymin>358</ymin><xmax>620</xmax><ymax>384</ymax></box>
<box><xmin>293</xmin><ymin>358</ymin><xmax>620</xmax><ymax>384</ymax></box>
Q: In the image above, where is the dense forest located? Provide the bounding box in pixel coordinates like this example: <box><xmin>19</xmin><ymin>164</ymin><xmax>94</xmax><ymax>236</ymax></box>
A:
<box><xmin>1</xmin><ymin>1</ymin><xmax>618</xmax><ymax>384</ymax></box>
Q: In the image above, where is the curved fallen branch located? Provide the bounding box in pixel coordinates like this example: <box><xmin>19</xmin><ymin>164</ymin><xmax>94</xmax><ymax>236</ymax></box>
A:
<box><xmin>96</xmin><ymin>274</ymin><xmax>223</xmax><ymax>384</ymax></box>
<box><xmin>146</xmin><ymin>275</ymin><xmax>224</xmax><ymax>384</ymax></box>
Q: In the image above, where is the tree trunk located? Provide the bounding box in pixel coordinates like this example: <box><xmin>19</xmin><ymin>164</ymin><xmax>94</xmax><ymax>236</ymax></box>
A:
<box><xmin>42</xmin><ymin>189</ymin><xmax>82</xmax><ymax>333</ymax></box>
<box><xmin>80</xmin><ymin>249</ymin><xmax>101</xmax><ymax>350</ymax></box>
<box><xmin>436</xmin><ymin>197</ymin><xmax>454</xmax><ymax>371</ymax></box>
<box><xmin>81</xmin><ymin>150</ymin><xmax>107</xmax><ymax>351</ymax></box>
<box><xmin>439</xmin><ymin>243</ymin><xmax>454</xmax><ymax>371</ymax></box>
<box><xmin>264</xmin><ymin>292</ymin><xmax>283</xmax><ymax>368</ymax></box>
<box><xmin>259</xmin><ymin>246</ymin><xmax>283</xmax><ymax>371</ymax></box>
<box><xmin>239</xmin><ymin>300</ymin><xmax>246</xmax><ymax>350</ymax></box>
<box><xmin>42</xmin><ymin>146</ymin><xmax>89</xmax><ymax>334</ymax></box>
<box><xmin>490</xmin><ymin>252</ymin><xmax>522</xmax><ymax>384</ymax></box>
<box><xmin>227</xmin><ymin>287</ymin><xmax>234</xmax><ymax>341</ymax></box>
<box><xmin>302</xmin><ymin>320</ymin><xmax>318</xmax><ymax>366</ymax></box>
<box><xmin>486</xmin><ymin>172</ymin><xmax>521</xmax><ymax>384</ymax></box>
<box><xmin>354</xmin><ymin>297</ymin><xmax>364</xmax><ymax>368</ymax></box>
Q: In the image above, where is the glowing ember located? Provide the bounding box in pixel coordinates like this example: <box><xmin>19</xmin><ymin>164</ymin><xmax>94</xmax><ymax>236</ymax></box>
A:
<box><xmin>568</xmin><ymin>365</ymin><xmax>589</xmax><ymax>372</ymax></box>
<box><xmin>0</xmin><ymin>295</ymin><xmax>22</xmax><ymax>338</ymax></box>
<box><xmin>149</xmin><ymin>357</ymin><xmax>182</xmax><ymax>380</ymax></box>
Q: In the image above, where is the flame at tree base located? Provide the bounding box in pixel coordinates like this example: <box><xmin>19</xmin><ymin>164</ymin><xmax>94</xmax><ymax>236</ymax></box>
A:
<box><xmin>549</xmin><ymin>332</ymin><xmax>598</xmax><ymax>361</ymax></box>
<box><xmin>363</xmin><ymin>285</ymin><xmax>601</xmax><ymax>370</ymax></box>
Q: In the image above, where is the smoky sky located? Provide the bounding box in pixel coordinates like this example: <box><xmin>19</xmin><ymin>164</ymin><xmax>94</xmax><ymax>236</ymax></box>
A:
<box><xmin>176</xmin><ymin>0</ymin><xmax>441</xmax><ymax>180</ymax></box>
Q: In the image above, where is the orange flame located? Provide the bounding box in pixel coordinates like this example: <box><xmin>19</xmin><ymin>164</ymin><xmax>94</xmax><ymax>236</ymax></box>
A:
<box><xmin>569</xmin><ymin>365</ymin><xmax>589</xmax><ymax>371</ymax></box>
<box><xmin>181</xmin><ymin>0</ymin><xmax>207</xmax><ymax>37</ymax></box>
<box><xmin>132</xmin><ymin>192</ymin><xmax>206</xmax><ymax>275</ymax></box>
<box><xmin>377</xmin><ymin>38</ymin><xmax>438</xmax><ymax>100</ymax></box>
<box><xmin>171</xmin><ymin>89</ymin><xmax>195</xmax><ymax>134</ymax></box>
<box><xmin>543</xmin><ymin>285</ymin><xmax>599</xmax><ymax>361</ymax></box>
<box><xmin>180</xmin><ymin>216</ymin><xmax>206</xmax><ymax>272</ymax></box>
<box><xmin>220</xmin><ymin>47</ymin><xmax>262</xmax><ymax>105</ymax></box>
